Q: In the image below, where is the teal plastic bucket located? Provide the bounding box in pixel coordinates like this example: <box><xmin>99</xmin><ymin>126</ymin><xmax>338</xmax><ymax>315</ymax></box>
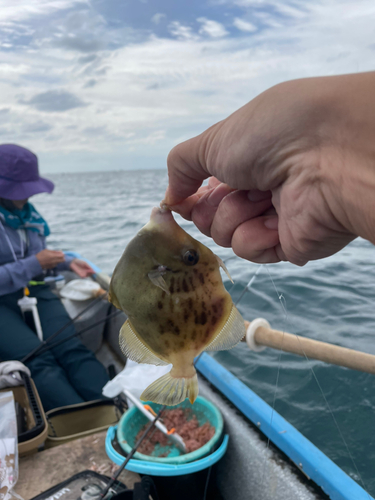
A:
<box><xmin>105</xmin><ymin>427</ymin><xmax>229</xmax><ymax>476</ymax></box>
<box><xmin>116</xmin><ymin>396</ymin><xmax>223</xmax><ymax>465</ymax></box>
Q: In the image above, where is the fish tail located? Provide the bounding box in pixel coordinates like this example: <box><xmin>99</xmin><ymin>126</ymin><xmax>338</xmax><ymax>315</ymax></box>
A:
<box><xmin>140</xmin><ymin>369</ymin><xmax>199</xmax><ymax>406</ymax></box>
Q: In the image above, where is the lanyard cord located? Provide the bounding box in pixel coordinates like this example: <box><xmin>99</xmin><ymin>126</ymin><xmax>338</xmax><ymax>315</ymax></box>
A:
<box><xmin>0</xmin><ymin>219</ymin><xmax>18</xmax><ymax>262</ymax></box>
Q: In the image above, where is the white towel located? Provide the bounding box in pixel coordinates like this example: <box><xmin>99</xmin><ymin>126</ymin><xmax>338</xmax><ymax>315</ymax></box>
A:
<box><xmin>0</xmin><ymin>361</ymin><xmax>31</xmax><ymax>390</ymax></box>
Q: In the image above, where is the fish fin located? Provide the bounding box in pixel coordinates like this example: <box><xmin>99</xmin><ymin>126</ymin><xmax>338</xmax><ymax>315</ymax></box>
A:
<box><xmin>119</xmin><ymin>320</ymin><xmax>169</xmax><ymax>366</ymax></box>
<box><xmin>148</xmin><ymin>269</ymin><xmax>170</xmax><ymax>295</ymax></box>
<box><xmin>216</xmin><ymin>255</ymin><xmax>234</xmax><ymax>283</ymax></box>
<box><xmin>205</xmin><ymin>304</ymin><xmax>246</xmax><ymax>351</ymax></box>
<box><xmin>108</xmin><ymin>288</ymin><xmax>121</xmax><ymax>310</ymax></box>
<box><xmin>141</xmin><ymin>370</ymin><xmax>199</xmax><ymax>406</ymax></box>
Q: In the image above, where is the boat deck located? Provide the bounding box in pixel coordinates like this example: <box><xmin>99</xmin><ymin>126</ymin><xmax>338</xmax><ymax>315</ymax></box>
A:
<box><xmin>15</xmin><ymin>431</ymin><xmax>140</xmax><ymax>499</ymax></box>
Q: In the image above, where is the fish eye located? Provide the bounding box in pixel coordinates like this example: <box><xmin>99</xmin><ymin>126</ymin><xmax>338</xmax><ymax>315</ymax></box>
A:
<box><xmin>183</xmin><ymin>249</ymin><xmax>199</xmax><ymax>266</ymax></box>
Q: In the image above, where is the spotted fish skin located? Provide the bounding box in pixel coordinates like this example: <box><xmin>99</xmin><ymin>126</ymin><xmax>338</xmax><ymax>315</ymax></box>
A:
<box><xmin>109</xmin><ymin>207</ymin><xmax>245</xmax><ymax>405</ymax></box>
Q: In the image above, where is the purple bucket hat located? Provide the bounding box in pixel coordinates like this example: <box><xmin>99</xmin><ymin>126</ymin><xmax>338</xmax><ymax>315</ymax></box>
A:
<box><xmin>0</xmin><ymin>144</ymin><xmax>54</xmax><ymax>200</ymax></box>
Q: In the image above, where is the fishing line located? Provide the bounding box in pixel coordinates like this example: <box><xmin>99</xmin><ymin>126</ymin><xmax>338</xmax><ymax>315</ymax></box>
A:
<box><xmin>195</xmin><ymin>265</ymin><xmax>263</xmax><ymax>371</ymax></box>
<box><xmin>34</xmin><ymin>309</ymin><xmax>122</xmax><ymax>357</ymax></box>
<box><xmin>257</xmin><ymin>265</ymin><xmax>289</xmax><ymax>489</ymax></box>
<box><xmin>265</xmin><ymin>266</ymin><xmax>371</xmax><ymax>498</ymax></box>
<box><xmin>100</xmin><ymin>405</ymin><xmax>166</xmax><ymax>499</ymax></box>
<box><xmin>202</xmin><ymin>465</ymin><xmax>212</xmax><ymax>500</ymax></box>
<box><xmin>21</xmin><ymin>291</ymin><xmax>108</xmax><ymax>363</ymax></box>
<box><xmin>234</xmin><ymin>265</ymin><xmax>263</xmax><ymax>307</ymax></box>
<box><xmin>294</xmin><ymin>330</ymin><xmax>370</xmax><ymax>497</ymax></box>
<box><xmin>201</xmin><ymin>260</ymin><xmax>290</xmax><ymax>490</ymax></box>
<box><xmin>105</xmin><ymin>334</ymin><xmax>209</xmax><ymax>498</ymax></box>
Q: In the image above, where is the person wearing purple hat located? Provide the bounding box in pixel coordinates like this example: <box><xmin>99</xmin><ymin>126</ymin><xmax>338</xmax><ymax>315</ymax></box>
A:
<box><xmin>0</xmin><ymin>144</ymin><xmax>109</xmax><ymax>411</ymax></box>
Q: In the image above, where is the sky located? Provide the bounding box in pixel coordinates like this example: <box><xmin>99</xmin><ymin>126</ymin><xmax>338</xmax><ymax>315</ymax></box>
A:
<box><xmin>0</xmin><ymin>0</ymin><xmax>375</xmax><ymax>173</ymax></box>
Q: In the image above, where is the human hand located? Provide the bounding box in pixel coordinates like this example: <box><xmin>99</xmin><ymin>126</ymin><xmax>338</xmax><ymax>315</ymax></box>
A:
<box><xmin>164</xmin><ymin>73</ymin><xmax>375</xmax><ymax>265</ymax></box>
<box><xmin>36</xmin><ymin>249</ymin><xmax>65</xmax><ymax>269</ymax></box>
<box><xmin>70</xmin><ymin>259</ymin><xmax>95</xmax><ymax>278</ymax></box>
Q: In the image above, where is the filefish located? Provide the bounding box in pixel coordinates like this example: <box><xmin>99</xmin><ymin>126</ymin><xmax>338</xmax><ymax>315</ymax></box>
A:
<box><xmin>109</xmin><ymin>207</ymin><xmax>246</xmax><ymax>406</ymax></box>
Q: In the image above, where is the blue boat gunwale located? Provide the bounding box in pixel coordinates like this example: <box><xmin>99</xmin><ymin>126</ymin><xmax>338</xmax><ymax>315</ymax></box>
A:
<box><xmin>196</xmin><ymin>353</ymin><xmax>373</xmax><ymax>500</ymax></box>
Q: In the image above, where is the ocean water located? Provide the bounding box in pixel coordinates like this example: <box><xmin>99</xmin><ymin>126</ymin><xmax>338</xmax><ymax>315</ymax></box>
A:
<box><xmin>36</xmin><ymin>169</ymin><xmax>375</xmax><ymax>495</ymax></box>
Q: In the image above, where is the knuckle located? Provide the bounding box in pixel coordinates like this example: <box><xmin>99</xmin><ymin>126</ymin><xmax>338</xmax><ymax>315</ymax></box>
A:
<box><xmin>166</xmin><ymin>146</ymin><xmax>178</xmax><ymax>168</ymax></box>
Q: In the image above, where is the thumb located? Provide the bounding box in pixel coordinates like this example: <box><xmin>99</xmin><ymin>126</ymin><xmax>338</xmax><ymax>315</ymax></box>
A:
<box><xmin>164</xmin><ymin>135</ymin><xmax>210</xmax><ymax>206</ymax></box>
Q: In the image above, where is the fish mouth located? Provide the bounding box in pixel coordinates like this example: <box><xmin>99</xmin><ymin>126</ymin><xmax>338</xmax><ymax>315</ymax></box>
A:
<box><xmin>150</xmin><ymin>207</ymin><xmax>174</xmax><ymax>224</ymax></box>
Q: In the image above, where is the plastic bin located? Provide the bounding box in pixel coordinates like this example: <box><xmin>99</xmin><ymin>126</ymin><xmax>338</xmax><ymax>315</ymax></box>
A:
<box><xmin>45</xmin><ymin>398</ymin><xmax>124</xmax><ymax>448</ymax></box>
<box><xmin>0</xmin><ymin>373</ymin><xmax>48</xmax><ymax>455</ymax></box>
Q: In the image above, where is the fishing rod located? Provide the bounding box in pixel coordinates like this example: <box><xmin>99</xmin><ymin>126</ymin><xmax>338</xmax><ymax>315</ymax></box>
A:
<box><xmin>34</xmin><ymin>309</ymin><xmax>123</xmax><ymax>358</ymax></box>
<box><xmin>242</xmin><ymin>319</ymin><xmax>375</xmax><ymax>375</ymax></box>
<box><xmin>100</xmin><ymin>405</ymin><xmax>166</xmax><ymax>499</ymax></box>
<box><xmin>21</xmin><ymin>291</ymin><xmax>108</xmax><ymax>363</ymax></box>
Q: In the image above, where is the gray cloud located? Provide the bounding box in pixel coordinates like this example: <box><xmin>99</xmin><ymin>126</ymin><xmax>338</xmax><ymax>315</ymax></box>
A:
<box><xmin>54</xmin><ymin>35</ymin><xmax>104</xmax><ymax>53</ymax></box>
<box><xmin>146</xmin><ymin>83</ymin><xmax>161</xmax><ymax>90</ymax></box>
<box><xmin>83</xmin><ymin>79</ymin><xmax>98</xmax><ymax>88</ymax></box>
<box><xmin>78</xmin><ymin>54</ymin><xmax>98</xmax><ymax>64</ymax></box>
<box><xmin>83</xmin><ymin>126</ymin><xmax>107</xmax><ymax>136</ymax></box>
<box><xmin>22</xmin><ymin>121</ymin><xmax>53</xmax><ymax>133</ymax></box>
<box><xmin>21</xmin><ymin>90</ymin><xmax>88</xmax><ymax>112</ymax></box>
<box><xmin>95</xmin><ymin>66</ymin><xmax>109</xmax><ymax>76</ymax></box>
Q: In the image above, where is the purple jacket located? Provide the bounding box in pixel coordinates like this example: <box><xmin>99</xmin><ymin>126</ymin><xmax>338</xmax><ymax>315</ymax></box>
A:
<box><xmin>0</xmin><ymin>222</ymin><xmax>73</xmax><ymax>296</ymax></box>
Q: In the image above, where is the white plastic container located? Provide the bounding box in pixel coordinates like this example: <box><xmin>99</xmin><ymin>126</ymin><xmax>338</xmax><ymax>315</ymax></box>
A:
<box><xmin>17</xmin><ymin>296</ymin><xmax>43</xmax><ymax>341</ymax></box>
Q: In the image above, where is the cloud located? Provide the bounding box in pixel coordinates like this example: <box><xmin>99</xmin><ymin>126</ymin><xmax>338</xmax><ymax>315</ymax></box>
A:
<box><xmin>233</xmin><ymin>17</ymin><xmax>257</xmax><ymax>32</ymax></box>
<box><xmin>151</xmin><ymin>13</ymin><xmax>166</xmax><ymax>25</ymax></box>
<box><xmin>83</xmin><ymin>126</ymin><xmax>107</xmax><ymax>136</ymax></box>
<box><xmin>197</xmin><ymin>17</ymin><xmax>228</xmax><ymax>37</ymax></box>
<box><xmin>0</xmin><ymin>0</ymin><xmax>83</xmax><ymax>23</ymax></box>
<box><xmin>22</xmin><ymin>121</ymin><xmax>53</xmax><ymax>133</ymax></box>
<box><xmin>54</xmin><ymin>35</ymin><xmax>104</xmax><ymax>53</ymax></box>
<box><xmin>21</xmin><ymin>90</ymin><xmax>88</xmax><ymax>112</ymax></box>
<box><xmin>83</xmin><ymin>78</ymin><xmax>98</xmax><ymax>88</ymax></box>
<box><xmin>78</xmin><ymin>54</ymin><xmax>98</xmax><ymax>64</ymax></box>
<box><xmin>1</xmin><ymin>0</ymin><xmax>375</xmax><ymax>172</ymax></box>
<box><xmin>168</xmin><ymin>21</ymin><xmax>197</xmax><ymax>40</ymax></box>
<box><xmin>47</xmin><ymin>8</ymin><xmax>112</xmax><ymax>54</ymax></box>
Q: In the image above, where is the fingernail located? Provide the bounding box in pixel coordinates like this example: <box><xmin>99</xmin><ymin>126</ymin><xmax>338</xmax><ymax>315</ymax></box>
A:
<box><xmin>264</xmin><ymin>216</ymin><xmax>278</xmax><ymax>230</ymax></box>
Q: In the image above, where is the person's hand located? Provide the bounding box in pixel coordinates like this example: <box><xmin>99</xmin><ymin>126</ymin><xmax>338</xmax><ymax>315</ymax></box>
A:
<box><xmin>36</xmin><ymin>249</ymin><xmax>65</xmax><ymax>269</ymax></box>
<box><xmin>70</xmin><ymin>259</ymin><xmax>95</xmax><ymax>278</ymax></box>
<box><xmin>164</xmin><ymin>72</ymin><xmax>375</xmax><ymax>266</ymax></box>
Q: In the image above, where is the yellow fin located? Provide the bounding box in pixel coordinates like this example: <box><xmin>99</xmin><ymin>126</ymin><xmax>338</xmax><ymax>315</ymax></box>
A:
<box><xmin>119</xmin><ymin>320</ymin><xmax>168</xmax><ymax>366</ymax></box>
<box><xmin>204</xmin><ymin>304</ymin><xmax>246</xmax><ymax>351</ymax></box>
<box><xmin>141</xmin><ymin>370</ymin><xmax>199</xmax><ymax>406</ymax></box>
